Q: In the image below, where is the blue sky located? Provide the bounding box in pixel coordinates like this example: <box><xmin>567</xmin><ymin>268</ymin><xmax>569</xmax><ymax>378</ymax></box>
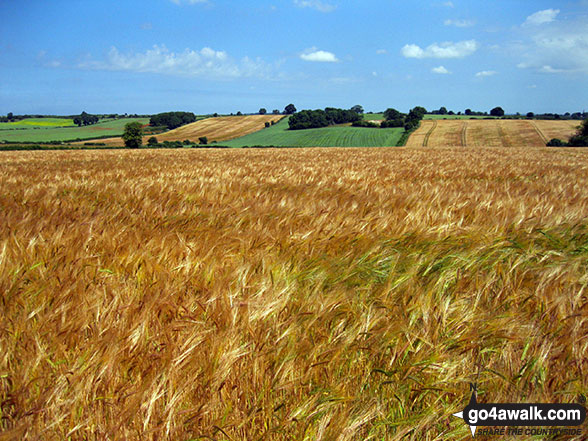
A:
<box><xmin>1</xmin><ymin>0</ymin><xmax>587</xmax><ymax>115</ymax></box>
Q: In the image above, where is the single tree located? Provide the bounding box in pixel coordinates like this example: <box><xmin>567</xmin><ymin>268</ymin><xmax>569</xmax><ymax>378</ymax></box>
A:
<box><xmin>122</xmin><ymin>122</ymin><xmax>143</xmax><ymax>148</ymax></box>
<box><xmin>7</xmin><ymin>112</ymin><xmax>13</xmax><ymax>121</ymax></box>
<box><xmin>272</xmin><ymin>109</ymin><xmax>280</xmax><ymax>115</ymax></box>
<box><xmin>199</xmin><ymin>136</ymin><xmax>208</xmax><ymax>145</ymax></box>
<box><xmin>526</xmin><ymin>112</ymin><xmax>534</xmax><ymax>119</ymax></box>
<box><xmin>490</xmin><ymin>106</ymin><xmax>505</xmax><ymax>117</ymax></box>
<box><xmin>350</xmin><ymin>105</ymin><xmax>364</xmax><ymax>114</ymax></box>
<box><xmin>383</xmin><ymin>108</ymin><xmax>403</xmax><ymax>121</ymax></box>
<box><xmin>259</xmin><ymin>108</ymin><xmax>267</xmax><ymax>115</ymax></box>
<box><xmin>438</xmin><ymin>107</ymin><xmax>448</xmax><ymax>115</ymax></box>
<box><xmin>465</xmin><ymin>109</ymin><xmax>472</xmax><ymax>115</ymax></box>
<box><xmin>147</xmin><ymin>136</ymin><xmax>158</xmax><ymax>146</ymax></box>
<box><xmin>284</xmin><ymin>104</ymin><xmax>297</xmax><ymax>115</ymax></box>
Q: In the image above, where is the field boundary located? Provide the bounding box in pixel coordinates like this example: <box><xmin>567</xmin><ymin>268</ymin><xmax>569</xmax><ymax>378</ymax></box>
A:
<box><xmin>461</xmin><ymin>122</ymin><xmax>468</xmax><ymax>146</ymax></box>
<box><xmin>531</xmin><ymin>121</ymin><xmax>549</xmax><ymax>145</ymax></box>
<box><xmin>423</xmin><ymin>121</ymin><xmax>437</xmax><ymax>146</ymax></box>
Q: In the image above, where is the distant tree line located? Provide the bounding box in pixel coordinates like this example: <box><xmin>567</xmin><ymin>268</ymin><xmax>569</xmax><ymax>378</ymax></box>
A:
<box><xmin>288</xmin><ymin>107</ymin><xmax>362</xmax><ymax>130</ymax></box>
<box><xmin>353</xmin><ymin>106</ymin><xmax>426</xmax><ymax>131</ymax></box>
<box><xmin>149</xmin><ymin>112</ymin><xmax>197</xmax><ymax>130</ymax></box>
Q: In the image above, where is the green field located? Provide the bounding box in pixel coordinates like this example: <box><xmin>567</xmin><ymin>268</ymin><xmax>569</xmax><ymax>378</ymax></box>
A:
<box><xmin>363</xmin><ymin>113</ymin><xmax>385</xmax><ymax>120</ymax></box>
<box><xmin>223</xmin><ymin>117</ymin><xmax>404</xmax><ymax>147</ymax></box>
<box><xmin>0</xmin><ymin>118</ymin><xmax>149</xmax><ymax>143</ymax></box>
<box><xmin>0</xmin><ymin>118</ymin><xmax>75</xmax><ymax>130</ymax></box>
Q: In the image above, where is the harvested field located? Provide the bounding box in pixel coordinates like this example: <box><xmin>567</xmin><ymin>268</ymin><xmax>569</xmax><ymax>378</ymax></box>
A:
<box><xmin>1</xmin><ymin>147</ymin><xmax>588</xmax><ymax>440</ymax></box>
<box><xmin>94</xmin><ymin>115</ymin><xmax>283</xmax><ymax>145</ymax></box>
<box><xmin>407</xmin><ymin>119</ymin><xmax>579</xmax><ymax>147</ymax></box>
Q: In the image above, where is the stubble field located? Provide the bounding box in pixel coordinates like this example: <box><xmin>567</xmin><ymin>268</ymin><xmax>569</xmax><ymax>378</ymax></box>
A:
<box><xmin>1</xmin><ymin>147</ymin><xmax>587</xmax><ymax>440</ymax></box>
<box><xmin>406</xmin><ymin>119</ymin><xmax>580</xmax><ymax>147</ymax></box>
<box><xmin>95</xmin><ymin>115</ymin><xmax>283</xmax><ymax>146</ymax></box>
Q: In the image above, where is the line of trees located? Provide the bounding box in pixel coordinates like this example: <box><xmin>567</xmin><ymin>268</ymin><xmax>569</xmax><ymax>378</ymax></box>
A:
<box><xmin>149</xmin><ymin>112</ymin><xmax>197</xmax><ymax>130</ymax></box>
<box><xmin>288</xmin><ymin>107</ymin><xmax>362</xmax><ymax>130</ymax></box>
<box><xmin>354</xmin><ymin>106</ymin><xmax>426</xmax><ymax>130</ymax></box>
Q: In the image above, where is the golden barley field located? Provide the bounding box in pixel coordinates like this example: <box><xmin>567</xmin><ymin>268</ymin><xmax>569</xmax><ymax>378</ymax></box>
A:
<box><xmin>1</xmin><ymin>147</ymin><xmax>587</xmax><ymax>441</ymax></box>
<box><xmin>406</xmin><ymin>120</ymin><xmax>579</xmax><ymax>147</ymax></box>
<box><xmin>95</xmin><ymin>115</ymin><xmax>283</xmax><ymax>146</ymax></box>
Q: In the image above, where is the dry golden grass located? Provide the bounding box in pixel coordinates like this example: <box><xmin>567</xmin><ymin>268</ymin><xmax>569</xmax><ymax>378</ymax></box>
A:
<box><xmin>1</xmin><ymin>147</ymin><xmax>588</xmax><ymax>440</ymax></box>
<box><xmin>533</xmin><ymin>120</ymin><xmax>581</xmax><ymax>143</ymax></box>
<box><xmin>94</xmin><ymin>115</ymin><xmax>283</xmax><ymax>146</ymax></box>
<box><xmin>407</xmin><ymin>120</ymin><xmax>578</xmax><ymax>147</ymax></box>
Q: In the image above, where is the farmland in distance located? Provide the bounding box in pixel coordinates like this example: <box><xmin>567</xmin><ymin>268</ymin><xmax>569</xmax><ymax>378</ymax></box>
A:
<box><xmin>406</xmin><ymin>119</ymin><xmax>579</xmax><ymax>147</ymax></box>
<box><xmin>0</xmin><ymin>118</ymin><xmax>149</xmax><ymax>143</ymax></box>
<box><xmin>1</xmin><ymin>147</ymin><xmax>587</xmax><ymax>440</ymax></box>
<box><xmin>224</xmin><ymin>116</ymin><xmax>404</xmax><ymax>147</ymax></box>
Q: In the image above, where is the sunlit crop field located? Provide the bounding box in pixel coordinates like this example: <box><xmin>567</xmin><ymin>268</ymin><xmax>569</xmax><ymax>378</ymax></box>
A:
<box><xmin>1</xmin><ymin>147</ymin><xmax>587</xmax><ymax>440</ymax></box>
<box><xmin>407</xmin><ymin>119</ymin><xmax>579</xmax><ymax>147</ymax></box>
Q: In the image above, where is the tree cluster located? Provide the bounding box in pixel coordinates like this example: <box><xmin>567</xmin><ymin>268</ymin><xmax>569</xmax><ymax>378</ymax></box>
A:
<box><xmin>288</xmin><ymin>107</ymin><xmax>361</xmax><ymax>130</ymax></box>
<box><xmin>73</xmin><ymin>111</ymin><xmax>99</xmax><ymax>127</ymax></box>
<box><xmin>149</xmin><ymin>112</ymin><xmax>196</xmax><ymax>130</ymax></box>
<box><xmin>379</xmin><ymin>106</ymin><xmax>426</xmax><ymax>130</ymax></box>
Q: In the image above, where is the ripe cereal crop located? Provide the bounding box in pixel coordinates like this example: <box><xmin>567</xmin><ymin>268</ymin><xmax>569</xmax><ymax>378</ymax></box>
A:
<box><xmin>1</xmin><ymin>147</ymin><xmax>587</xmax><ymax>440</ymax></box>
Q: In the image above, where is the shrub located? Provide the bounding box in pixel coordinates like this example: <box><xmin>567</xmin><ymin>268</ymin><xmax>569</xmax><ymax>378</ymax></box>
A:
<box><xmin>183</xmin><ymin>139</ymin><xmax>191</xmax><ymax>145</ymax></box>
<box><xmin>547</xmin><ymin>138</ymin><xmax>566</xmax><ymax>147</ymax></box>
<box><xmin>265</xmin><ymin>122</ymin><xmax>270</xmax><ymax>128</ymax></box>
<box><xmin>147</xmin><ymin>137</ymin><xmax>158</xmax><ymax>146</ymax></box>
<box><xmin>199</xmin><ymin>136</ymin><xmax>208</xmax><ymax>145</ymax></box>
<box><xmin>351</xmin><ymin>120</ymin><xmax>378</xmax><ymax>128</ymax></box>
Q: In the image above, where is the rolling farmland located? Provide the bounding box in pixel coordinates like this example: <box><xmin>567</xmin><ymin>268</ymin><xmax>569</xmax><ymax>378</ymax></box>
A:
<box><xmin>406</xmin><ymin>119</ymin><xmax>579</xmax><ymax>147</ymax></box>
<box><xmin>224</xmin><ymin>116</ymin><xmax>404</xmax><ymax>147</ymax></box>
<box><xmin>1</xmin><ymin>147</ymin><xmax>587</xmax><ymax>440</ymax></box>
<box><xmin>95</xmin><ymin>115</ymin><xmax>282</xmax><ymax>145</ymax></box>
<box><xmin>0</xmin><ymin>118</ymin><xmax>75</xmax><ymax>129</ymax></box>
<box><xmin>0</xmin><ymin>118</ymin><xmax>149</xmax><ymax>143</ymax></box>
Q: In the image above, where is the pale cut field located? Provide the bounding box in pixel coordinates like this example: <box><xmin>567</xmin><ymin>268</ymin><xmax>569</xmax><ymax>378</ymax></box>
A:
<box><xmin>406</xmin><ymin>119</ymin><xmax>579</xmax><ymax>147</ymax></box>
<box><xmin>1</xmin><ymin>147</ymin><xmax>587</xmax><ymax>440</ymax></box>
<box><xmin>95</xmin><ymin>115</ymin><xmax>283</xmax><ymax>145</ymax></box>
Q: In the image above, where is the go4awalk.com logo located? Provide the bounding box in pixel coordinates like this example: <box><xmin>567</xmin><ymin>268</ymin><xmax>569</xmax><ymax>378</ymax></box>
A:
<box><xmin>452</xmin><ymin>384</ymin><xmax>586</xmax><ymax>437</ymax></box>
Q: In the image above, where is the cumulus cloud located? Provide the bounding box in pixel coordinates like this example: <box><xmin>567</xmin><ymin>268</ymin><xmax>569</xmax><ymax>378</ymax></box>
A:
<box><xmin>293</xmin><ymin>0</ymin><xmax>336</xmax><ymax>12</ymax></box>
<box><xmin>79</xmin><ymin>45</ymin><xmax>272</xmax><ymax>79</ymax></box>
<box><xmin>401</xmin><ymin>40</ymin><xmax>479</xmax><ymax>59</ymax></box>
<box><xmin>475</xmin><ymin>70</ymin><xmax>497</xmax><ymax>77</ymax></box>
<box><xmin>517</xmin><ymin>16</ymin><xmax>588</xmax><ymax>73</ymax></box>
<box><xmin>432</xmin><ymin>66</ymin><xmax>451</xmax><ymax>74</ymax></box>
<box><xmin>523</xmin><ymin>9</ymin><xmax>560</xmax><ymax>26</ymax></box>
<box><xmin>300</xmin><ymin>48</ymin><xmax>338</xmax><ymax>62</ymax></box>
<box><xmin>444</xmin><ymin>19</ymin><xmax>475</xmax><ymax>28</ymax></box>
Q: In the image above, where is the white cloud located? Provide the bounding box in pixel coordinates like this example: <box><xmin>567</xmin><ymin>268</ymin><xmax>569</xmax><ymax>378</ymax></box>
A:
<box><xmin>444</xmin><ymin>19</ymin><xmax>475</xmax><ymax>28</ymax></box>
<box><xmin>300</xmin><ymin>48</ymin><xmax>338</xmax><ymax>62</ymax></box>
<box><xmin>475</xmin><ymin>70</ymin><xmax>497</xmax><ymax>77</ymax></box>
<box><xmin>401</xmin><ymin>40</ymin><xmax>479</xmax><ymax>59</ymax></box>
<box><xmin>79</xmin><ymin>45</ymin><xmax>272</xmax><ymax>79</ymax></box>
<box><xmin>293</xmin><ymin>0</ymin><xmax>336</xmax><ymax>12</ymax></box>
<box><xmin>523</xmin><ymin>9</ymin><xmax>560</xmax><ymax>26</ymax></box>
<box><xmin>517</xmin><ymin>17</ymin><xmax>588</xmax><ymax>74</ymax></box>
<box><xmin>432</xmin><ymin>66</ymin><xmax>451</xmax><ymax>74</ymax></box>
<box><xmin>376</xmin><ymin>49</ymin><xmax>387</xmax><ymax>54</ymax></box>
<box><xmin>443</xmin><ymin>1</ymin><xmax>454</xmax><ymax>7</ymax></box>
